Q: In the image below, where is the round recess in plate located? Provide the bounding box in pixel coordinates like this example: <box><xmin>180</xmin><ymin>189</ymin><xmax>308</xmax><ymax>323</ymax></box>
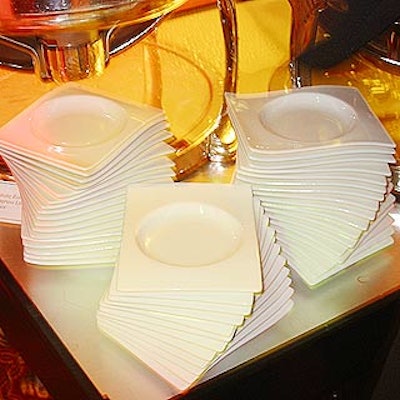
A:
<box><xmin>136</xmin><ymin>202</ymin><xmax>243</xmax><ymax>267</ymax></box>
<box><xmin>31</xmin><ymin>94</ymin><xmax>128</xmax><ymax>147</ymax></box>
<box><xmin>259</xmin><ymin>92</ymin><xmax>357</xmax><ymax>143</ymax></box>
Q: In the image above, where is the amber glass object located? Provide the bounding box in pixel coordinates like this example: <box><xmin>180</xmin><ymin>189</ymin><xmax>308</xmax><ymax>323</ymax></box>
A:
<box><xmin>270</xmin><ymin>0</ymin><xmax>400</xmax><ymax>193</ymax></box>
<box><xmin>0</xmin><ymin>0</ymin><xmax>187</xmax><ymax>81</ymax></box>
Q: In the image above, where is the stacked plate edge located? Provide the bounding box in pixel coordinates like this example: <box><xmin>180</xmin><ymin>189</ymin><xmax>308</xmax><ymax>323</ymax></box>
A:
<box><xmin>96</xmin><ymin>183</ymin><xmax>294</xmax><ymax>391</ymax></box>
<box><xmin>226</xmin><ymin>85</ymin><xmax>396</xmax><ymax>286</ymax></box>
<box><xmin>0</xmin><ymin>83</ymin><xmax>175</xmax><ymax>268</ymax></box>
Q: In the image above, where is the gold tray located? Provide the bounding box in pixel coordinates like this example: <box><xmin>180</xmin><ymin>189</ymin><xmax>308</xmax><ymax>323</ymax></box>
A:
<box><xmin>0</xmin><ymin>0</ymin><xmax>291</xmax><ymax>180</ymax></box>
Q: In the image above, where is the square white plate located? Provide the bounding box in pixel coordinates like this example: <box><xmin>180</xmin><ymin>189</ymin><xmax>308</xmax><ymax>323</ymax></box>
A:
<box><xmin>0</xmin><ymin>84</ymin><xmax>169</xmax><ymax>175</ymax></box>
<box><xmin>115</xmin><ymin>183</ymin><xmax>263</xmax><ymax>293</ymax></box>
<box><xmin>226</xmin><ymin>86</ymin><xmax>395</xmax><ymax>155</ymax></box>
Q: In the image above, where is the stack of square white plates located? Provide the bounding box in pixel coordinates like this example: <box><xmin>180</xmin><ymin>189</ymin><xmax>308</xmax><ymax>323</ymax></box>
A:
<box><xmin>0</xmin><ymin>84</ymin><xmax>175</xmax><ymax>268</ymax></box>
<box><xmin>226</xmin><ymin>86</ymin><xmax>396</xmax><ymax>286</ymax></box>
<box><xmin>214</xmin><ymin>197</ymin><xmax>294</xmax><ymax>361</ymax></box>
<box><xmin>97</xmin><ymin>183</ymin><xmax>294</xmax><ymax>391</ymax></box>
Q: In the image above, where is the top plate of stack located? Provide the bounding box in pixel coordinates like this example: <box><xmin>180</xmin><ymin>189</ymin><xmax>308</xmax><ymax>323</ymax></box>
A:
<box><xmin>227</xmin><ymin>86</ymin><xmax>394</xmax><ymax>156</ymax></box>
<box><xmin>0</xmin><ymin>84</ymin><xmax>169</xmax><ymax>175</ymax></box>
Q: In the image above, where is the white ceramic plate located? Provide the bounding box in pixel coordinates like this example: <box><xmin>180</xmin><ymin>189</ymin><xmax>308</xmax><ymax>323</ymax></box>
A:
<box><xmin>279</xmin><ymin>194</ymin><xmax>395</xmax><ymax>287</ymax></box>
<box><xmin>266</xmin><ymin>202</ymin><xmax>372</xmax><ymax>231</ymax></box>
<box><xmin>99</xmin><ymin>297</ymin><xmax>239</xmax><ymax>335</ymax></box>
<box><xmin>4</xmin><ymin>139</ymin><xmax>174</xmax><ymax>209</ymax></box>
<box><xmin>236</xmin><ymin>164</ymin><xmax>392</xmax><ymax>181</ymax></box>
<box><xmin>221</xmin><ymin>287</ymin><xmax>294</xmax><ymax>359</ymax></box>
<box><xmin>23</xmin><ymin>252</ymin><xmax>118</xmax><ymax>266</ymax></box>
<box><xmin>236</xmin><ymin>175</ymin><xmax>388</xmax><ymax>198</ymax></box>
<box><xmin>0</xmin><ymin>84</ymin><xmax>169</xmax><ymax>175</ymax></box>
<box><xmin>31</xmin><ymin>93</ymin><xmax>129</xmax><ymax>148</ymax></box>
<box><xmin>106</xmin><ymin>272</ymin><xmax>254</xmax><ymax>315</ymax></box>
<box><xmin>115</xmin><ymin>183</ymin><xmax>262</xmax><ymax>293</ymax></box>
<box><xmin>252</xmin><ymin>184</ymin><xmax>384</xmax><ymax>207</ymax></box>
<box><xmin>236</xmin><ymin>153</ymin><xmax>393</xmax><ymax>176</ymax></box>
<box><xmin>235</xmin><ymin>134</ymin><xmax>395</xmax><ymax>163</ymax></box>
<box><xmin>107</xmin><ymin>286</ymin><xmax>255</xmax><ymax>305</ymax></box>
<box><xmin>0</xmin><ymin>135</ymin><xmax>174</xmax><ymax>189</ymax></box>
<box><xmin>226</xmin><ymin>86</ymin><xmax>395</xmax><ymax>155</ymax></box>
<box><xmin>97</xmin><ymin>319</ymin><xmax>204</xmax><ymax>391</ymax></box>
<box><xmin>97</xmin><ymin>308</ymin><xmax>234</xmax><ymax>353</ymax></box>
<box><xmin>102</xmin><ymin>289</ymin><xmax>253</xmax><ymax>319</ymax></box>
